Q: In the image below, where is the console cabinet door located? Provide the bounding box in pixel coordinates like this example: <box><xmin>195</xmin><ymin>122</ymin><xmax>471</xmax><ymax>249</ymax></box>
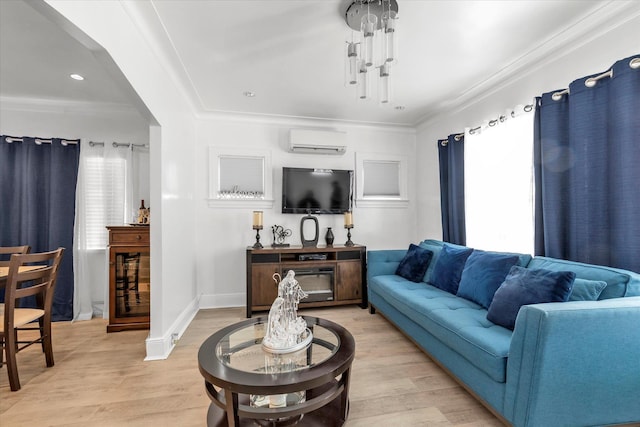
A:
<box><xmin>336</xmin><ymin>261</ymin><xmax>361</xmax><ymax>301</ymax></box>
<box><xmin>251</xmin><ymin>263</ymin><xmax>280</xmax><ymax>307</ymax></box>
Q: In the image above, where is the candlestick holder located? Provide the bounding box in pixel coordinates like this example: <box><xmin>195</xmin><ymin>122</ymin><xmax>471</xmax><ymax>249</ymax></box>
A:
<box><xmin>344</xmin><ymin>225</ymin><xmax>354</xmax><ymax>247</ymax></box>
<box><xmin>253</xmin><ymin>225</ymin><xmax>264</xmax><ymax>249</ymax></box>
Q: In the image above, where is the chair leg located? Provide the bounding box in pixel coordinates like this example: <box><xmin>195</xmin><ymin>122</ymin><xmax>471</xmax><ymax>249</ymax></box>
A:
<box><xmin>43</xmin><ymin>319</ymin><xmax>54</xmax><ymax>367</ymax></box>
<box><xmin>5</xmin><ymin>328</ymin><xmax>21</xmax><ymax>391</ymax></box>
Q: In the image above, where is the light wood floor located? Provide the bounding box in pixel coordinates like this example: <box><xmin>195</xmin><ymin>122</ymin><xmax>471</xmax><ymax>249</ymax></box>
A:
<box><xmin>1</xmin><ymin>306</ymin><xmax>504</xmax><ymax>426</ymax></box>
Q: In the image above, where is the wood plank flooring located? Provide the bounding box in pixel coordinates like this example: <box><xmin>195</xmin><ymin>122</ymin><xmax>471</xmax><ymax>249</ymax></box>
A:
<box><xmin>1</xmin><ymin>306</ymin><xmax>504</xmax><ymax>426</ymax></box>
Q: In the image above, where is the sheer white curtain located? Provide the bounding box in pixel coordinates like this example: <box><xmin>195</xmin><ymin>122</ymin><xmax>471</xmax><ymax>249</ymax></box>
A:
<box><xmin>464</xmin><ymin>104</ymin><xmax>535</xmax><ymax>254</ymax></box>
<box><xmin>73</xmin><ymin>142</ymin><xmax>132</xmax><ymax>321</ymax></box>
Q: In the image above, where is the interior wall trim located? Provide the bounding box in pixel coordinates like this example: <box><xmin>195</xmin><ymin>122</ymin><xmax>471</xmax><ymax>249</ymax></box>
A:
<box><xmin>0</xmin><ymin>95</ymin><xmax>139</xmax><ymax>115</ymax></box>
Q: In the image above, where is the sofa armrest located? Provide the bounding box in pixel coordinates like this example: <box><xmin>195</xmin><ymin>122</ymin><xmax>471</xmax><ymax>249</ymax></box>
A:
<box><xmin>367</xmin><ymin>250</ymin><xmax>407</xmax><ymax>281</ymax></box>
<box><xmin>505</xmin><ymin>297</ymin><xmax>640</xmax><ymax>427</ymax></box>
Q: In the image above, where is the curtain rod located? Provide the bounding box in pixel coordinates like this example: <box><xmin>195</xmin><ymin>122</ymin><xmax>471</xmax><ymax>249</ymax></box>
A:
<box><xmin>439</xmin><ymin>102</ymin><xmax>534</xmax><ymax>145</ymax></box>
<box><xmin>4</xmin><ymin>137</ymin><xmax>78</xmax><ymax>145</ymax></box>
<box><xmin>552</xmin><ymin>57</ymin><xmax>638</xmax><ymax>101</ymax></box>
<box><xmin>88</xmin><ymin>141</ymin><xmax>148</xmax><ymax>148</ymax></box>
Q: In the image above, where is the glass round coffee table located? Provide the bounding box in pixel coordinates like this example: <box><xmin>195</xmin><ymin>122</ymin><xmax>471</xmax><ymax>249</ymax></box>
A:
<box><xmin>198</xmin><ymin>316</ymin><xmax>355</xmax><ymax>426</ymax></box>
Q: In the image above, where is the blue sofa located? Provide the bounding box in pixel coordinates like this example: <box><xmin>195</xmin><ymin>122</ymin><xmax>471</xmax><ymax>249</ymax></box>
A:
<box><xmin>367</xmin><ymin>239</ymin><xmax>640</xmax><ymax>427</ymax></box>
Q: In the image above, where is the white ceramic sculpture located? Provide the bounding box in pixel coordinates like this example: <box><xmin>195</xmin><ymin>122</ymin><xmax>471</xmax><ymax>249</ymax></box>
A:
<box><xmin>262</xmin><ymin>270</ymin><xmax>312</xmax><ymax>352</ymax></box>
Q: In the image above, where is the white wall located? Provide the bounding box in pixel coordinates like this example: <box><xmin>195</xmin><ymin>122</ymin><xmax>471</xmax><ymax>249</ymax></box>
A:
<box><xmin>0</xmin><ymin>101</ymin><xmax>149</xmax><ymax>317</ymax></box>
<box><xmin>45</xmin><ymin>0</ymin><xmax>199</xmax><ymax>359</ymax></box>
<box><xmin>415</xmin><ymin>12</ymin><xmax>640</xmax><ymax>242</ymax></box>
<box><xmin>195</xmin><ymin>116</ymin><xmax>417</xmax><ymax>308</ymax></box>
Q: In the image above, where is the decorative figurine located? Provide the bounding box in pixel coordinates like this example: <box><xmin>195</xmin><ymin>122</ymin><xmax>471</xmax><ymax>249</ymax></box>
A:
<box><xmin>262</xmin><ymin>270</ymin><xmax>312</xmax><ymax>352</ymax></box>
<box><xmin>271</xmin><ymin>225</ymin><xmax>292</xmax><ymax>247</ymax></box>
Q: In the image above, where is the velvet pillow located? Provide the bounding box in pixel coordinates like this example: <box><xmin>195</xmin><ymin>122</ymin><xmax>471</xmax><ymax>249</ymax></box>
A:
<box><xmin>395</xmin><ymin>244</ymin><xmax>433</xmax><ymax>283</ymax></box>
<box><xmin>487</xmin><ymin>266</ymin><xmax>576</xmax><ymax>330</ymax></box>
<box><xmin>429</xmin><ymin>244</ymin><xmax>473</xmax><ymax>294</ymax></box>
<box><xmin>456</xmin><ymin>250</ymin><xmax>520</xmax><ymax>309</ymax></box>
<box><xmin>568</xmin><ymin>278</ymin><xmax>607</xmax><ymax>301</ymax></box>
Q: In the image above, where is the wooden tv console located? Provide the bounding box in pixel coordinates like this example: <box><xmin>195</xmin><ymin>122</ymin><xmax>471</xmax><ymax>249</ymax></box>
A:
<box><xmin>245</xmin><ymin>245</ymin><xmax>367</xmax><ymax>318</ymax></box>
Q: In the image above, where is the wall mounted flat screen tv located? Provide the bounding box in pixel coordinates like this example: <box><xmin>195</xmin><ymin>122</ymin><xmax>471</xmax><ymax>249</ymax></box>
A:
<box><xmin>282</xmin><ymin>167</ymin><xmax>353</xmax><ymax>214</ymax></box>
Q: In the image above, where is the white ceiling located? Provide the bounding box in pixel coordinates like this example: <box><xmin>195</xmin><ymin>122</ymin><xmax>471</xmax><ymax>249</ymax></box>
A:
<box><xmin>0</xmin><ymin>0</ymin><xmax>629</xmax><ymax>127</ymax></box>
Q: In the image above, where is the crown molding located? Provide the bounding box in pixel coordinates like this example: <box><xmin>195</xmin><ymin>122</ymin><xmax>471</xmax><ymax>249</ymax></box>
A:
<box><xmin>415</xmin><ymin>0</ymin><xmax>640</xmax><ymax>130</ymax></box>
<box><xmin>0</xmin><ymin>95</ymin><xmax>140</xmax><ymax>115</ymax></box>
<box><xmin>195</xmin><ymin>109</ymin><xmax>417</xmax><ymax>134</ymax></box>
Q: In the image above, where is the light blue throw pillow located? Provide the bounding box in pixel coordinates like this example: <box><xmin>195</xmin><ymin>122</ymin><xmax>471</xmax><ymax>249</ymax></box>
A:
<box><xmin>569</xmin><ymin>278</ymin><xmax>607</xmax><ymax>301</ymax></box>
<box><xmin>456</xmin><ymin>250</ymin><xmax>520</xmax><ymax>309</ymax></box>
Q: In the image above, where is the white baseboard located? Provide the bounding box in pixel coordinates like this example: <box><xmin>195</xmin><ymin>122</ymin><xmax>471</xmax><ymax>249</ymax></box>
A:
<box><xmin>143</xmin><ymin>293</ymin><xmax>244</xmax><ymax>360</ymax></box>
<box><xmin>144</xmin><ymin>296</ymin><xmax>200</xmax><ymax>361</ymax></box>
<box><xmin>199</xmin><ymin>292</ymin><xmax>244</xmax><ymax>309</ymax></box>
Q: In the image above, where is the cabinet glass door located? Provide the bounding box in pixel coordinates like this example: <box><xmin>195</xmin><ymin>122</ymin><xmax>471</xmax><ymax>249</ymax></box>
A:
<box><xmin>113</xmin><ymin>249</ymin><xmax>150</xmax><ymax>320</ymax></box>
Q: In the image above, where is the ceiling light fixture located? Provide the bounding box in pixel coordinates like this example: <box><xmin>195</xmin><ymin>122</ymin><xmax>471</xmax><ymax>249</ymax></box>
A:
<box><xmin>344</xmin><ymin>0</ymin><xmax>398</xmax><ymax>105</ymax></box>
<box><xmin>69</xmin><ymin>73</ymin><xmax>84</xmax><ymax>81</ymax></box>
<box><xmin>243</xmin><ymin>91</ymin><xmax>256</xmax><ymax>97</ymax></box>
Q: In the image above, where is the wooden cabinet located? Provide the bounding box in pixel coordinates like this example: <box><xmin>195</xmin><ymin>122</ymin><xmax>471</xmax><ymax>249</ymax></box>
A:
<box><xmin>246</xmin><ymin>245</ymin><xmax>366</xmax><ymax>317</ymax></box>
<box><xmin>107</xmin><ymin>226</ymin><xmax>150</xmax><ymax>332</ymax></box>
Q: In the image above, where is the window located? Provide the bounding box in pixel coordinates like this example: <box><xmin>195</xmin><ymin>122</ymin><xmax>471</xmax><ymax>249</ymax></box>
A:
<box><xmin>208</xmin><ymin>147</ymin><xmax>273</xmax><ymax>208</ymax></box>
<box><xmin>355</xmin><ymin>153</ymin><xmax>408</xmax><ymax>208</ymax></box>
<box><xmin>84</xmin><ymin>156</ymin><xmax>127</xmax><ymax>249</ymax></box>
<box><xmin>464</xmin><ymin>108</ymin><xmax>535</xmax><ymax>254</ymax></box>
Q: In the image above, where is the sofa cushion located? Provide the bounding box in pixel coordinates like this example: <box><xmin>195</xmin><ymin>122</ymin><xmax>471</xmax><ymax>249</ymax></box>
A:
<box><xmin>487</xmin><ymin>266</ymin><xmax>575</xmax><ymax>330</ymax></box>
<box><xmin>527</xmin><ymin>257</ymin><xmax>630</xmax><ymax>299</ymax></box>
<box><xmin>369</xmin><ymin>275</ymin><xmax>512</xmax><ymax>383</ymax></box>
<box><xmin>569</xmin><ymin>278</ymin><xmax>608</xmax><ymax>301</ymax></box>
<box><xmin>395</xmin><ymin>244</ymin><xmax>434</xmax><ymax>282</ymax></box>
<box><xmin>456</xmin><ymin>250</ymin><xmax>521</xmax><ymax>309</ymax></box>
<box><xmin>429</xmin><ymin>244</ymin><xmax>473</xmax><ymax>294</ymax></box>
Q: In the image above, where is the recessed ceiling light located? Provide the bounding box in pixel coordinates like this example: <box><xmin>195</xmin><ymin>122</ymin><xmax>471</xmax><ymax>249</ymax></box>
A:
<box><xmin>395</xmin><ymin>105</ymin><xmax>405</xmax><ymax>110</ymax></box>
<box><xmin>70</xmin><ymin>73</ymin><xmax>84</xmax><ymax>81</ymax></box>
<box><xmin>243</xmin><ymin>91</ymin><xmax>255</xmax><ymax>97</ymax></box>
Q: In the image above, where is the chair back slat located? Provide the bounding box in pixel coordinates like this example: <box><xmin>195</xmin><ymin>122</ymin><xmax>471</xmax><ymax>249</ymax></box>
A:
<box><xmin>0</xmin><ymin>245</ymin><xmax>30</xmax><ymax>267</ymax></box>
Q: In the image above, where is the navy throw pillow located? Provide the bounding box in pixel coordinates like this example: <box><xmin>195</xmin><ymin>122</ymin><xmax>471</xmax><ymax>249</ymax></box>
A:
<box><xmin>487</xmin><ymin>266</ymin><xmax>576</xmax><ymax>330</ymax></box>
<box><xmin>395</xmin><ymin>244</ymin><xmax>433</xmax><ymax>282</ymax></box>
<box><xmin>456</xmin><ymin>250</ymin><xmax>520</xmax><ymax>309</ymax></box>
<box><xmin>429</xmin><ymin>244</ymin><xmax>473</xmax><ymax>294</ymax></box>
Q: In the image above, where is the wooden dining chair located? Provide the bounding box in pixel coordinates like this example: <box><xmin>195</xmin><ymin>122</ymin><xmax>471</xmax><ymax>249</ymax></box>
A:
<box><xmin>0</xmin><ymin>248</ymin><xmax>64</xmax><ymax>391</ymax></box>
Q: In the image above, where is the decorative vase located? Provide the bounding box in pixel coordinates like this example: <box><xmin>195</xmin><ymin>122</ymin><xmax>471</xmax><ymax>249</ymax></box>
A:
<box><xmin>325</xmin><ymin>227</ymin><xmax>335</xmax><ymax>246</ymax></box>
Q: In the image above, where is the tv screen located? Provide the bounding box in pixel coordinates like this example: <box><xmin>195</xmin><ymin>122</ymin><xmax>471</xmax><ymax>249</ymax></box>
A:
<box><xmin>282</xmin><ymin>167</ymin><xmax>353</xmax><ymax>214</ymax></box>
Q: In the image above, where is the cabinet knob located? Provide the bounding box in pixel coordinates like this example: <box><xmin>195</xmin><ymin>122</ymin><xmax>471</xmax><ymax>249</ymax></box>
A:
<box><xmin>136</xmin><ymin>235</ymin><xmax>142</xmax><ymax>240</ymax></box>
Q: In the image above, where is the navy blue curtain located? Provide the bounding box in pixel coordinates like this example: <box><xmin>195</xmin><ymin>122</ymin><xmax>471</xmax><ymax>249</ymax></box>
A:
<box><xmin>534</xmin><ymin>55</ymin><xmax>640</xmax><ymax>273</ymax></box>
<box><xmin>438</xmin><ymin>133</ymin><xmax>466</xmax><ymax>245</ymax></box>
<box><xmin>0</xmin><ymin>135</ymin><xmax>80</xmax><ymax>320</ymax></box>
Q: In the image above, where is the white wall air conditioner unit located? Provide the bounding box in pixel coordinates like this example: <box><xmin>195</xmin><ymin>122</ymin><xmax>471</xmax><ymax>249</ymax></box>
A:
<box><xmin>288</xmin><ymin>129</ymin><xmax>347</xmax><ymax>155</ymax></box>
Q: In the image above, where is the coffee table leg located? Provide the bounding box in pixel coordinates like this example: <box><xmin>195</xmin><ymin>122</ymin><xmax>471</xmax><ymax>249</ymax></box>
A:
<box><xmin>224</xmin><ymin>389</ymin><xmax>239</xmax><ymax>427</ymax></box>
<box><xmin>340</xmin><ymin>367</ymin><xmax>351</xmax><ymax>421</ymax></box>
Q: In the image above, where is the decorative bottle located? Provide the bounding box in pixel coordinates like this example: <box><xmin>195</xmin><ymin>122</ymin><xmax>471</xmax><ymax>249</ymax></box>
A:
<box><xmin>137</xmin><ymin>200</ymin><xmax>149</xmax><ymax>224</ymax></box>
<box><xmin>325</xmin><ymin>227</ymin><xmax>335</xmax><ymax>246</ymax></box>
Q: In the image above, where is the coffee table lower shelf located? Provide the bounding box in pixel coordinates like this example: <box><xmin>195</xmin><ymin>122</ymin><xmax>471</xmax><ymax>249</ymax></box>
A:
<box><xmin>206</xmin><ymin>386</ymin><xmax>348</xmax><ymax>427</ymax></box>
